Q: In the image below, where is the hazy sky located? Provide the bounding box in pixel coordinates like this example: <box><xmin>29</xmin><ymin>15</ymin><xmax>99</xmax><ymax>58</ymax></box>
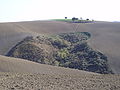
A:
<box><xmin>0</xmin><ymin>0</ymin><xmax>120</xmax><ymax>22</ymax></box>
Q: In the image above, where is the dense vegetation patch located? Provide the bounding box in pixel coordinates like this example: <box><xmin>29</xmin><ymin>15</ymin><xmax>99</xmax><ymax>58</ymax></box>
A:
<box><xmin>6</xmin><ymin>32</ymin><xmax>113</xmax><ymax>74</ymax></box>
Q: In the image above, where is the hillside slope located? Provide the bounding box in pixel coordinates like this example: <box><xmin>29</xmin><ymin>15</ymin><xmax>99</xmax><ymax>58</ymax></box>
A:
<box><xmin>0</xmin><ymin>21</ymin><xmax>120</xmax><ymax>73</ymax></box>
<box><xmin>0</xmin><ymin>55</ymin><xmax>120</xmax><ymax>90</ymax></box>
<box><xmin>0</xmin><ymin>55</ymin><xmax>95</xmax><ymax>75</ymax></box>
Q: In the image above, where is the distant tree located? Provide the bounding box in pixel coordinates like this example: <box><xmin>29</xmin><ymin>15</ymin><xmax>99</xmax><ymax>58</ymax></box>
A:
<box><xmin>65</xmin><ymin>17</ymin><xmax>67</xmax><ymax>19</ymax></box>
<box><xmin>72</xmin><ymin>17</ymin><xmax>75</xmax><ymax>22</ymax></box>
<box><xmin>76</xmin><ymin>18</ymin><xmax>78</xmax><ymax>20</ymax></box>
<box><xmin>72</xmin><ymin>17</ymin><xmax>78</xmax><ymax>22</ymax></box>
<box><xmin>86</xmin><ymin>19</ymin><xmax>89</xmax><ymax>21</ymax></box>
<box><xmin>80</xmin><ymin>17</ymin><xmax>83</xmax><ymax>20</ymax></box>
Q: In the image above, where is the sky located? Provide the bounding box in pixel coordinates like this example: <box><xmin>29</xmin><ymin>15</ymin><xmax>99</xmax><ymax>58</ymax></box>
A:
<box><xmin>0</xmin><ymin>0</ymin><xmax>120</xmax><ymax>22</ymax></box>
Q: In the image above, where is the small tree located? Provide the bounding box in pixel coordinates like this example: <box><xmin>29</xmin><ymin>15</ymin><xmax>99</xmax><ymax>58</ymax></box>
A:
<box><xmin>86</xmin><ymin>18</ymin><xmax>89</xmax><ymax>21</ymax></box>
<box><xmin>72</xmin><ymin>17</ymin><xmax>79</xmax><ymax>22</ymax></box>
<box><xmin>65</xmin><ymin>17</ymin><xmax>67</xmax><ymax>19</ymax></box>
<box><xmin>72</xmin><ymin>17</ymin><xmax>76</xmax><ymax>22</ymax></box>
<box><xmin>92</xmin><ymin>19</ymin><xmax>94</xmax><ymax>22</ymax></box>
<box><xmin>80</xmin><ymin>17</ymin><xmax>83</xmax><ymax>20</ymax></box>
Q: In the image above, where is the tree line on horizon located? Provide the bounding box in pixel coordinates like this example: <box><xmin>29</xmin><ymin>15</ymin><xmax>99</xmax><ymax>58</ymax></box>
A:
<box><xmin>65</xmin><ymin>17</ymin><xmax>94</xmax><ymax>22</ymax></box>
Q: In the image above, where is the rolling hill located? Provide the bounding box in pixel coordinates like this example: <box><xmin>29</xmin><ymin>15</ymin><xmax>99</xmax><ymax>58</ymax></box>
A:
<box><xmin>0</xmin><ymin>20</ymin><xmax>120</xmax><ymax>89</ymax></box>
<box><xmin>6</xmin><ymin>32</ymin><xmax>113</xmax><ymax>74</ymax></box>
<box><xmin>0</xmin><ymin>21</ymin><xmax>120</xmax><ymax>73</ymax></box>
<box><xmin>0</xmin><ymin>55</ymin><xmax>120</xmax><ymax>90</ymax></box>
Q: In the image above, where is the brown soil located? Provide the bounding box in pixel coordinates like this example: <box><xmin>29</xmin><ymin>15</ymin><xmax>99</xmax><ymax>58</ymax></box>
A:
<box><xmin>0</xmin><ymin>55</ymin><xmax>120</xmax><ymax>90</ymax></box>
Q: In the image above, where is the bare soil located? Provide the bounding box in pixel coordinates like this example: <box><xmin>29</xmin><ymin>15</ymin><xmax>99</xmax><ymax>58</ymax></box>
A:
<box><xmin>0</xmin><ymin>55</ymin><xmax>120</xmax><ymax>90</ymax></box>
